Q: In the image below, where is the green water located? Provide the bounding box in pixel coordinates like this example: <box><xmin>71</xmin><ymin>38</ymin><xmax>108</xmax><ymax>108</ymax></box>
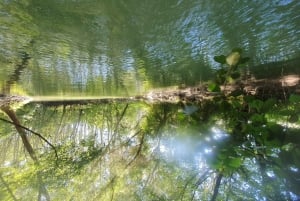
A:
<box><xmin>0</xmin><ymin>1</ymin><xmax>300</xmax><ymax>200</ymax></box>
<box><xmin>1</xmin><ymin>0</ymin><xmax>299</xmax><ymax>96</ymax></box>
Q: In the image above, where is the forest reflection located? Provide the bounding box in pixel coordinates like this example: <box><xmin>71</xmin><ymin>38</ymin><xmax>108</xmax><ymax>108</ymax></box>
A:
<box><xmin>0</xmin><ymin>98</ymin><xmax>299</xmax><ymax>200</ymax></box>
<box><xmin>1</xmin><ymin>0</ymin><xmax>300</xmax><ymax>200</ymax></box>
<box><xmin>0</xmin><ymin>48</ymin><xmax>299</xmax><ymax>199</ymax></box>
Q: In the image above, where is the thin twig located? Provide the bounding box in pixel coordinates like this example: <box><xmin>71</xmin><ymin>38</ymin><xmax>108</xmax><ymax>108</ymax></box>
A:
<box><xmin>114</xmin><ymin>103</ymin><xmax>129</xmax><ymax>134</ymax></box>
<box><xmin>180</xmin><ymin>172</ymin><xmax>198</xmax><ymax>201</ymax></box>
<box><xmin>0</xmin><ymin>117</ymin><xmax>58</xmax><ymax>161</ymax></box>
<box><xmin>126</xmin><ymin>131</ymin><xmax>145</xmax><ymax>168</ymax></box>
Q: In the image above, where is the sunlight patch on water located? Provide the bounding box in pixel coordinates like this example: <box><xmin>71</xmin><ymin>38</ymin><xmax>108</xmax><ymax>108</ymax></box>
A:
<box><xmin>157</xmin><ymin>126</ymin><xmax>230</xmax><ymax>170</ymax></box>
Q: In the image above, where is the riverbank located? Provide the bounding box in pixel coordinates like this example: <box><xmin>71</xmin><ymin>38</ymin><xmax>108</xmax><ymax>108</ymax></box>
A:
<box><xmin>138</xmin><ymin>74</ymin><xmax>300</xmax><ymax>103</ymax></box>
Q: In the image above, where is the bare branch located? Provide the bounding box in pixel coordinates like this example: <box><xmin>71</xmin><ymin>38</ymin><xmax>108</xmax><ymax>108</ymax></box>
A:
<box><xmin>0</xmin><ymin>117</ymin><xmax>58</xmax><ymax>161</ymax></box>
<box><xmin>126</xmin><ymin>131</ymin><xmax>145</xmax><ymax>168</ymax></box>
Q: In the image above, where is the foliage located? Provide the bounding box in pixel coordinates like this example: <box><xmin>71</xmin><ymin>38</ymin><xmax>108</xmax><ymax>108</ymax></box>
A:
<box><xmin>180</xmin><ymin>48</ymin><xmax>300</xmax><ymax>200</ymax></box>
<box><xmin>208</xmin><ymin>48</ymin><xmax>250</xmax><ymax>92</ymax></box>
<box><xmin>37</xmin><ymin>137</ymin><xmax>103</xmax><ymax>187</ymax></box>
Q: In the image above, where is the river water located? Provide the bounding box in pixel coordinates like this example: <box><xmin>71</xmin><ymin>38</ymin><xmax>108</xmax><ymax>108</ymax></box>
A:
<box><xmin>1</xmin><ymin>0</ymin><xmax>299</xmax><ymax>96</ymax></box>
<box><xmin>0</xmin><ymin>1</ymin><xmax>300</xmax><ymax>200</ymax></box>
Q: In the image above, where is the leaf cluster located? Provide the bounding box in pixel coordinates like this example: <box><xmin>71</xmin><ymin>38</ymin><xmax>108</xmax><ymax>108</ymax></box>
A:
<box><xmin>209</xmin><ymin>48</ymin><xmax>250</xmax><ymax>92</ymax></box>
<box><xmin>38</xmin><ymin>137</ymin><xmax>104</xmax><ymax>186</ymax></box>
<box><xmin>195</xmin><ymin>49</ymin><xmax>300</xmax><ymax>184</ymax></box>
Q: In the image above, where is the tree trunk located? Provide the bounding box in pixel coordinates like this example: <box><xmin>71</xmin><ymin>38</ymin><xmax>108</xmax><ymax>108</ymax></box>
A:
<box><xmin>1</xmin><ymin>106</ymin><xmax>37</xmax><ymax>161</ymax></box>
<box><xmin>1</xmin><ymin>106</ymin><xmax>51</xmax><ymax>201</ymax></box>
<box><xmin>211</xmin><ymin>173</ymin><xmax>223</xmax><ymax>201</ymax></box>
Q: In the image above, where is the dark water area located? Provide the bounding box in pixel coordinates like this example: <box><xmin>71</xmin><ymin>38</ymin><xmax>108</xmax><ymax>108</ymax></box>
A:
<box><xmin>1</xmin><ymin>1</ymin><xmax>300</xmax><ymax>200</ymax></box>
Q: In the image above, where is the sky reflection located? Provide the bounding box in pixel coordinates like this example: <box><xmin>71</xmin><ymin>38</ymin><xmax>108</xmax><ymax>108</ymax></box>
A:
<box><xmin>157</xmin><ymin>126</ymin><xmax>230</xmax><ymax>171</ymax></box>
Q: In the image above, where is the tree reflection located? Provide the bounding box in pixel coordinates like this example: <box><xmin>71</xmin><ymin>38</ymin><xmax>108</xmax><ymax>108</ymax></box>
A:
<box><xmin>0</xmin><ymin>95</ymin><xmax>300</xmax><ymax>200</ymax></box>
<box><xmin>0</xmin><ymin>1</ymin><xmax>300</xmax><ymax>200</ymax></box>
<box><xmin>0</xmin><ymin>51</ymin><xmax>53</xmax><ymax>200</ymax></box>
<box><xmin>0</xmin><ymin>51</ymin><xmax>299</xmax><ymax>200</ymax></box>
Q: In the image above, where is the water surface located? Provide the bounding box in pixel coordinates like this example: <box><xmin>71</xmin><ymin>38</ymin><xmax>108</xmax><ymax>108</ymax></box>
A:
<box><xmin>0</xmin><ymin>1</ymin><xmax>300</xmax><ymax>200</ymax></box>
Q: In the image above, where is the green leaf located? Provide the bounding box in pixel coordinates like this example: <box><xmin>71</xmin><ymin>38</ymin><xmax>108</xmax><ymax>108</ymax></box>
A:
<box><xmin>218</xmin><ymin>153</ymin><xmax>227</xmax><ymax>160</ymax></box>
<box><xmin>216</xmin><ymin>70</ymin><xmax>227</xmax><ymax>84</ymax></box>
<box><xmin>267</xmin><ymin>122</ymin><xmax>283</xmax><ymax>135</ymax></box>
<box><xmin>266</xmin><ymin>123</ymin><xmax>284</xmax><ymax>143</ymax></box>
<box><xmin>262</xmin><ymin>98</ymin><xmax>276</xmax><ymax>112</ymax></box>
<box><xmin>250</xmin><ymin>114</ymin><xmax>266</xmax><ymax>125</ymax></box>
<box><xmin>177</xmin><ymin>112</ymin><xmax>186</xmax><ymax>121</ymax></box>
<box><xmin>208</xmin><ymin>82</ymin><xmax>221</xmax><ymax>92</ymax></box>
<box><xmin>228</xmin><ymin>157</ymin><xmax>242</xmax><ymax>168</ymax></box>
<box><xmin>231</xmin><ymin>99</ymin><xmax>242</xmax><ymax>109</ymax></box>
<box><xmin>249</xmin><ymin>99</ymin><xmax>264</xmax><ymax>112</ymax></box>
<box><xmin>209</xmin><ymin>158</ymin><xmax>223</xmax><ymax>170</ymax></box>
<box><xmin>214</xmin><ymin>55</ymin><xmax>226</xmax><ymax>64</ymax></box>
<box><xmin>282</xmin><ymin>143</ymin><xmax>295</xmax><ymax>151</ymax></box>
<box><xmin>226</xmin><ymin>76</ymin><xmax>235</xmax><ymax>84</ymax></box>
<box><xmin>289</xmin><ymin>94</ymin><xmax>300</xmax><ymax>103</ymax></box>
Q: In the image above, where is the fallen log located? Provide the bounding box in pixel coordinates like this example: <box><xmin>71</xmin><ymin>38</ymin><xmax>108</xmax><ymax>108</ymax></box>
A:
<box><xmin>140</xmin><ymin>74</ymin><xmax>300</xmax><ymax>103</ymax></box>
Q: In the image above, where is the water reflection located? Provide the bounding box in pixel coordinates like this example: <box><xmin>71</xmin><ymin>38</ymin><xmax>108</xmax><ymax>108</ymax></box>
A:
<box><xmin>0</xmin><ymin>100</ymin><xmax>299</xmax><ymax>200</ymax></box>
<box><xmin>1</xmin><ymin>0</ymin><xmax>299</xmax><ymax>96</ymax></box>
<box><xmin>1</xmin><ymin>0</ymin><xmax>300</xmax><ymax>200</ymax></box>
<box><xmin>158</xmin><ymin>127</ymin><xmax>229</xmax><ymax>170</ymax></box>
